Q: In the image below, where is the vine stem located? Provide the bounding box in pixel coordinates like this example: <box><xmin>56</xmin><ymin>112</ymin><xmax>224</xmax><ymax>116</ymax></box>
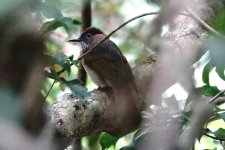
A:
<box><xmin>203</xmin><ymin>132</ymin><xmax>225</xmax><ymax>141</ymax></box>
<box><xmin>44</xmin><ymin>80</ymin><xmax>56</xmax><ymax>101</ymax></box>
<box><xmin>209</xmin><ymin>89</ymin><xmax>225</xmax><ymax>104</ymax></box>
<box><xmin>77</xmin><ymin>10</ymin><xmax>223</xmax><ymax>60</ymax></box>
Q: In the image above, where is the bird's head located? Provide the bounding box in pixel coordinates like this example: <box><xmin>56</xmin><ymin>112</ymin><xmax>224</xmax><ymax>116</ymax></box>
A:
<box><xmin>68</xmin><ymin>27</ymin><xmax>105</xmax><ymax>50</ymax></box>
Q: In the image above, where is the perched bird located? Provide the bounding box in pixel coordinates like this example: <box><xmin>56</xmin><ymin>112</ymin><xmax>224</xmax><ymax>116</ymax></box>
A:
<box><xmin>69</xmin><ymin>27</ymin><xmax>140</xmax><ymax>134</ymax></box>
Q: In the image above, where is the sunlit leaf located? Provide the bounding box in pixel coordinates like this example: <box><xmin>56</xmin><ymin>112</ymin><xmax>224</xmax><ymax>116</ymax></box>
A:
<box><xmin>41</xmin><ymin>18</ymin><xmax>82</xmax><ymax>34</ymax></box>
<box><xmin>100</xmin><ymin>133</ymin><xmax>120</xmax><ymax>150</ymax></box>
<box><xmin>72</xmin><ymin>60</ymin><xmax>80</xmax><ymax>67</ymax></box>
<box><xmin>58</xmin><ymin>70</ymin><xmax>67</xmax><ymax>78</ymax></box>
<box><xmin>45</xmin><ymin>67</ymin><xmax>61</xmax><ymax>81</ymax></box>
<box><xmin>207</xmin><ymin>113</ymin><xmax>222</xmax><ymax>124</ymax></box>
<box><xmin>85</xmin><ymin>134</ymin><xmax>101</xmax><ymax>148</ymax></box>
<box><xmin>219</xmin><ymin>112</ymin><xmax>225</xmax><ymax>122</ymax></box>
<box><xmin>54</xmin><ymin>53</ymin><xmax>71</xmax><ymax>74</ymax></box>
<box><xmin>68</xmin><ymin>55</ymin><xmax>74</xmax><ymax>61</ymax></box>
<box><xmin>213</xmin><ymin>128</ymin><xmax>225</xmax><ymax>138</ymax></box>
<box><xmin>215</xmin><ymin>106</ymin><xmax>225</xmax><ymax>112</ymax></box>
<box><xmin>54</xmin><ymin>64</ymin><xmax>63</xmax><ymax>72</ymax></box>
<box><xmin>59</xmin><ymin>82</ymin><xmax>65</xmax><ymax>91</ymax></box>
<box><xmin>207</xmin><ymin>106</ymin><xmax>225</xmax><ymax>123</ymax></box>
<box><xmin>215</xmin><ymin>67</ymin><xmax>225</xmax><ymax>81</ymax></box>
<box><xmin>212</xmin><ymin>8</ymin><xmax>225</xmax><ymax>34</ymax></box>
<box><xmin>199</xmin><ymin>85</ymin><xmax>220</xmax><ymax>96</ymax></box>
<box><xmin>73</xmin><ymin>19</ymin><xmax>83</xmax><ymax>25</ymax></box>
<box><xmin>61</xmin><ymin>78</ymin><xmax>90</xmax><ymax>99</ymax></box>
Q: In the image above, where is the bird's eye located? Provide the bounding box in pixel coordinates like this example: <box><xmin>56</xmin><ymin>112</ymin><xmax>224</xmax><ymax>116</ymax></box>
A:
<box><xmin>86</xmin><ymin>33</ymin><xmax>92</xmax><ymax>39</ymax></box>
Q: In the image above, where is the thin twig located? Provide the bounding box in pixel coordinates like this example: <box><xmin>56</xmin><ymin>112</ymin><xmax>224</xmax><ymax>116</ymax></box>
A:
<box><xmin>209</xmin><ymin>89</ymin><xmax>225</xmax><ymax>104</ymax></box>
<box><xmin>203</xmin><ymin>133</ymin><xmax>225</xmax><ymax>141</ymax></box>
<box><xmin>78</xmin><ymin>12</ymin><xmax>160</xmax><ymax>60</ymax></box>
<box><xmin>46</xmin><ymin>9</ymin><xmax>220</xmax><ymax>87</ymax></box>
<box><xmin>56</xmin><ymin>63</ymin><xmax>74</xmax><ymax>75</ymax></box>
<box><xmin>212</xmin><ymin>97</ymin><xmax>225</xmax><ymax>105</ymax></box>
<box><xmin>77</xmin><ymin>10</ymin><xmax>224</xmax><ymax>60</ymax></box>
<box><xmin>44</xmin><ymin>80</ymin><xmax>56</xmax><ymax>101</ymax></box>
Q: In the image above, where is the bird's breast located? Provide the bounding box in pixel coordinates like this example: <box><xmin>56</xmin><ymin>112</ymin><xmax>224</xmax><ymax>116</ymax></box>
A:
<box><xmin>81</xmin><ymin>59</ymin><xmax>108</xmax><ymax>88</ymax></box>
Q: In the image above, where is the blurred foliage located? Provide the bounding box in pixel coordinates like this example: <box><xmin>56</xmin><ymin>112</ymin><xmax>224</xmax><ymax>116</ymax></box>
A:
<box><xmin>41</xmin><ymin>17</ymin><xmax>82</xmax><ymax>35</ymax></box>
<box><xmin>211</xmin><ymin>8</ymin><xmax>225</xmax><ymax>35</ymax></box>
<box><xmin>99</xmin><ymin>133</ymin><xmax>120</xmax><ymax>150</ymax></box>
<box><xmin>115</xmin><ymin>36</ymin><xmax>225</xmax><ymax>150</ymax></box>
<box><xmin>45</xmin><ymin>52</ymin><xmax>89</xmax><ymax>99</ymax></box>
<box><xmin>29</xmin><ymin>0</ymin><xmax>91</xmax><ymax>100</ymax></box>
<box><xmin>0</xmin><ymin>87</ymin><xmax>22</xmax><ymax>123</ymax></box>
<box><xmin>38</xmin><ymin>0</ymin><xmax>225</xmax><ymax>149</ymax></box>
<box><xmin>0</xmin><ymin>0</ymin><xmax>225</xmax><ymax>149</ymax></box>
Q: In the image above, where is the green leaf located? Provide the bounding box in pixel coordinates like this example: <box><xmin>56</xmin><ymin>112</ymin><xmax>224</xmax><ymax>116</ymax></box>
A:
<box><xmin>215</xmin><ymin>106</ymin><xmax>225</xmax><ymax>113</ymax></box>
<box><xmin>181</xmin><ymin>110</ymin><xmax>192</xmax><ymax>121</ymax></box>
<box><xmin>68</xmin><ymin>55</ymin><xmax>74</xmax><ymax>61</ymax></box>
<box><xmin>54</xmin><ymin>53</ymin><xmax>68</xmax><ymax>64</ymax></box>
<box><xmin>199</xmin><ymin>85</ymin><xmax>220</xmax><ymax>96</ymax></box>
<box><xmin>211</xmin><ymin>8</ymin><xmax>225</xmax><ymax>34</ymax></box>
<box><xmin>219</xmin><ymin>112</ymin><xmax>225</xmax><ymax>122</ymax></box>
<box><xmin>203</xmin><ymin>148</ymin><xmax>217</xmax><ymax>150</ymax></box>
<box><xmin>61</xmin><ymin>79</ymin><xmax>90</xmax><ymax>99</ymax></box>
<box><xmin>73</xmin><ymin>19</ymin><xmax>83</xmax><ymax>25</ymax></box>
<box><xmin>45</xmin><ymin>68</ymin><xmax>61</xmax><ymax>81</ymax></box>
<box><xmin>41</xmin><ymin>20</ymin><xmax>65</xmax><ymax>33</ymax></box>
<box><xmin>52</xmin><ymin>18</ymin><xmax>83</xmax><ymax>27</ymax></box>
<box><xmin>202</xmin><ymin>62</ymin><xmax>212</xmax><ymax>85</ymax></box>
<box><xmin>54</xmin><ymin>53</ymin><xmax>71</xmax><ymax>74</ymax></box>
<box><xmin>85</xmin><ymin>134</ymin><xmax>101</xmax><ymax>148</ymax></box>
<box><xmin>197</xmin><ymin>134</ymin><xmax>203</xmax><ymax>142</ymax></box>
<box><xmin>207</xmin><ymin>113</ymin><xmax>223</xmax><ymax>124</ymax></box>
<box><xmin>215</xmin><ymin>67</ymin><xmax>225</xmax><ymax>81</ymax></box>
<box><xmin>60</xmin><ymin>17</ymin><xmax>73</xmax><ymax>31</ymax></box>
<box><xmin>41</xmin><ymin>17</ymin><xmax>82</xmax><ymax>34</ymax></box>
<box><xmin>72</xmin><ymin>60</ymin><xmax>80</xmax><ymax>67</ymax></box>
<box><xmin>59</xmin><ymin>17</ymin><xmax>82</xmax><ymax>33</ymax></box>
<box><xmin>213</xmin><ymin>128</ymin><xmax>225</xmax><ymax>138</ymax></box>
<box><xmin>207</xmin><ymin>107</ymin><xmax>225</xmax><ymax>123</ymax></box>
<box><xmin>100</xmin><ymin>133</ymin><xmax>120</xmax><ymax>150</ymax></box>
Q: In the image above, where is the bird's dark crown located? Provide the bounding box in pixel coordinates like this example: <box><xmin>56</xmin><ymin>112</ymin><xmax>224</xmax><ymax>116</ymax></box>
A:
<box><xmin>79</xmin><ymin>27</ymin><xmax>105</xmax><ymax>39</ymax></box>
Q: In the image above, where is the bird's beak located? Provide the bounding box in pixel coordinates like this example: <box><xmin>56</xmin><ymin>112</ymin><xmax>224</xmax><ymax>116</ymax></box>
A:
<box><xmin>67</xmin><ymin>39</ymin><xmax>82</xmax><ymax>43</ymax></box>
